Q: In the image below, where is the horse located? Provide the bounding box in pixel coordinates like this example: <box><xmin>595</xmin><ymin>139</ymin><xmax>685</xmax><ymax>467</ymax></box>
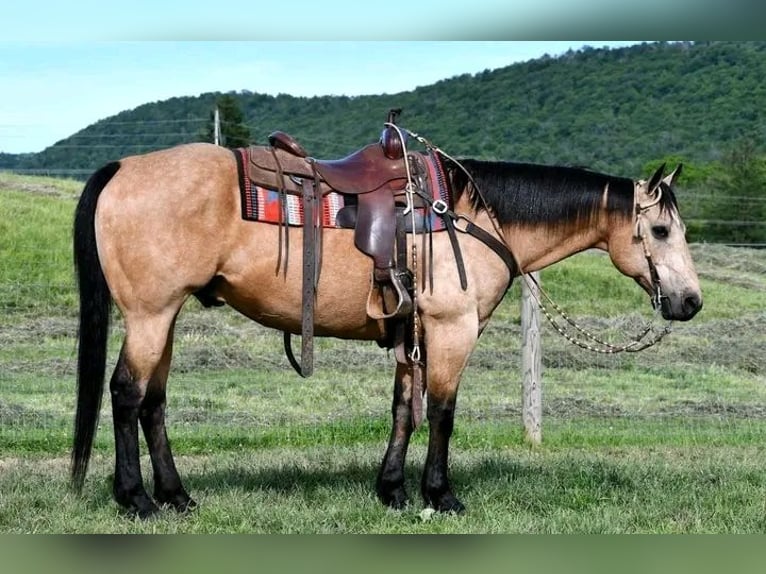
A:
<box><xmin>70</xmin><ymin>137</ymin><xmax>702</xmax><ymax>518</ymax></box>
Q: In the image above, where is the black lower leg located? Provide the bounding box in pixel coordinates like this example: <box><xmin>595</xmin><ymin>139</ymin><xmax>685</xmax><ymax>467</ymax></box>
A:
<box><xmin>139</xmin><ymin>392</ymin><xmax>196</xmax><ymax>513</ymax></box>
<box><xmin>110</xmin><ymin>356</ymin><xmax>158</xmax><ymax>518</ymax></box>
<box><xmin>422</xmin><ymin>399</ymin><xmax>464</xmax><ymax>513</ymax></box>
<box><xmin>376</xmin><ymin>364</ymin><xmax>414</xmax><ymax>509</ymax></box>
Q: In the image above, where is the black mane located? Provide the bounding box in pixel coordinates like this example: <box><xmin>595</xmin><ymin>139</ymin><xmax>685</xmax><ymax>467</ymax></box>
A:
<box><xmin>444</xmin><ymin>158</ymin><xmax>678</xmax><ymax>228</ymax></box>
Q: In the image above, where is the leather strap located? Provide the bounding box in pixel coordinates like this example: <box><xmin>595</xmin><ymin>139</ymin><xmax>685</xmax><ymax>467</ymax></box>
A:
<box><xmin>299</xmin><ymin>175</ymin><xmax>316</xmax><ymax>377</ymax></box>
<box><xmin>442</xmin><ymin>214</ymin><xmax>468</xmax><ymax>290</ymax></box>
<box><xmin>461</xmin><ymin>220</ymin><xmax>518</xmax><ymax>283</ymax></box>
<box><xmin>269</xmin><ymin>146</ymin><xmax>289</xmax><ymax>277</ymax></box>
<box><xmin>413</xmin><ymin>187</ymin><xmax>517</xmax><ymax>291</ymax></box>
<box><xmin>392</xmin><ymin>210</ymin><xmax>410</xmax><ymax>365</ymax></box>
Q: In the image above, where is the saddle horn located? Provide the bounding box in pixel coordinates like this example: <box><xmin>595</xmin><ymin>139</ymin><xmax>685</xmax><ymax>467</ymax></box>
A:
<box><xmin>381</xmin><ymin>108</ymin><xmax>406</xmax><ymax>160</ymax></box>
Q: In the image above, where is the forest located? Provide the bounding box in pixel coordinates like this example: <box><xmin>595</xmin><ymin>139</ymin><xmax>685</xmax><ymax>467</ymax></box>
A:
<box><xmin>1</xmin><ymin>41</ymin><xmax>764</xmax><ymax>243</ymax></box>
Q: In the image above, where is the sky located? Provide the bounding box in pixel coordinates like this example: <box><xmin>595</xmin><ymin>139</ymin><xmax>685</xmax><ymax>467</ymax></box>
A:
<box><xmin>0</xmin><ymin>41</ymin><xmax>645</xmax><ymax>154</ymax></box>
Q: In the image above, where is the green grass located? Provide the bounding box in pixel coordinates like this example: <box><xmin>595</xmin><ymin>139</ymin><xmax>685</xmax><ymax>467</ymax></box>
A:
<box><xmin>3</xmin><ymin>438</ymin><xmax>766</xmax><ymax>533</ymax></box>
<box><xmin>1</xmin><ymin>174</ymin><xmax>765</xmax><ymax>533</ymax></box>
<box><xmin>0</xmin><ymin>174</ymin><xmax>79</xmax><ymax>311</ymax></box>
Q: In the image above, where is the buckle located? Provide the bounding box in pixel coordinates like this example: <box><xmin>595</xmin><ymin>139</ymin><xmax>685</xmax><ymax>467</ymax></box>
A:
<box><xmin>453</xmin><ymin>214</ymin><xmax>471</xmax><ymax>233</ymax></box>
<box><xmin>432</xmin><ymin>199</ymin><xmax>448</xmax><ymax>215</ymax></box>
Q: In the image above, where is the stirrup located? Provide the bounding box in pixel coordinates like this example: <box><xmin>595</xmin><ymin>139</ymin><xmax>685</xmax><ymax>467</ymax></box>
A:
<box><xmin>366</xmin><ymin>268</ymin><xmax>413</xmax><ymax>320</ymax></box>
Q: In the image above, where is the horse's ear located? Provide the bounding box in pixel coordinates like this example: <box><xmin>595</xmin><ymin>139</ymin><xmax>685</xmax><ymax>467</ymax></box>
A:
<box><xmin>662</xmin><ymin>163</ymin><xmax>683</xmax><ymax>187</ymax></box>
<box><xmin>648</xmin><ymin>163</ymin><xmax>666</xmax><ymax>194</ymax></box>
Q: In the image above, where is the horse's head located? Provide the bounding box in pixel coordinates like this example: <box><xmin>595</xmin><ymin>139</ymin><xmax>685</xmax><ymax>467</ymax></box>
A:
<box><xmin>606</xmin><ymin>163</ymin><xmax>702</xmax><ymax>321</ymax></box>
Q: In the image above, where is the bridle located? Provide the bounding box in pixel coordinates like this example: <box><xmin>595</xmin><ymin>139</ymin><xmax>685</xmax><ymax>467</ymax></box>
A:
<box><xmin>633</xmin><ymin>180</ymin><xmax>669</xmax><ymax>313</ymax></box>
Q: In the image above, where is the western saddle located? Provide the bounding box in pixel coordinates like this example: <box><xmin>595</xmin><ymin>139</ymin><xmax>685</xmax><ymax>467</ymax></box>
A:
<box><xmin>244</xmin><ymin>109</ymin><xmax>425</xmax><ymax>378</ymax></box>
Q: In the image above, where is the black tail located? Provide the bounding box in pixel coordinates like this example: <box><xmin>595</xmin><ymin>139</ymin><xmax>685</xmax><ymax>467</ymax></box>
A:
<box><xmin>71</xmin><ymin>161</ymin><xmax>121</xmax><ymax>493</ymax></box>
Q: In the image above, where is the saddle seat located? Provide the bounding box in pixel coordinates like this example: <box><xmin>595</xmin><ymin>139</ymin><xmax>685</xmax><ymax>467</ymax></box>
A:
<box><xmin>264</xmin><ymin>130</ymin><xmax>410</xmax><ymax>195</ymax></box>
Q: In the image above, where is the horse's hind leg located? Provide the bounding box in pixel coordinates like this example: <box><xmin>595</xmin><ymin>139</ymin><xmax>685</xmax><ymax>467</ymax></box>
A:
<box><xmin>139</xmin><ymin>317</ymin><xmax>196</xmax><ymax>513</ymax></box>
<box><xmin>110</xmin><ymin>311</ymin><xmax>179</xmax><ymax>518</ymax></box>
<box><xmin>376</xmin><ymin>362</ymin><xmax>415</xmax><ymax>509</ymax></box>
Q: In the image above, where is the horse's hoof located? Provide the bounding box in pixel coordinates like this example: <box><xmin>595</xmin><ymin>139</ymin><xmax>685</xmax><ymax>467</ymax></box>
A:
<box><xmin>156</xmin><ymin>490</ymin><xmax>197</xmax><ymax>514</ymax></box>
<box><xmin>426</xmin><ymin>492</ymin><xmax>466</xmax><ymax>514</ymax></box>
<box><xmin>116</xmin><ymin>488</ymin><xmax>161</xmax><ymax>520</ymax></box>
<box><xmin>126</xmin><ymin>499</ymin><xmax>161</xmax><ymax>520</ymax></box>
<box><xmin>378</xmin><ymin>485</ymin><xmax>410</xmax><ymax>510</ymax></box>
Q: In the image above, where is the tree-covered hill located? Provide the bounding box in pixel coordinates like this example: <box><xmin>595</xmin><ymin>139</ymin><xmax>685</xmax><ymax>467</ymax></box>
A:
<box><xmin>4</xmin><ymin>41</ymin><xmax>766</xmax><ymax>178</ymax></box>
<box><xmin>2</xmin><ymin>41</ymin><xmax>765</xmax><ymax>243</ymax></box>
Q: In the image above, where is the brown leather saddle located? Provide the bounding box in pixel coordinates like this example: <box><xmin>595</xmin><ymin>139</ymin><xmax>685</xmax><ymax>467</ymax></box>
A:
<box><xmin>248</xmin><ymin>132</ymin><xmax>411</xmax><ymax>279</ymax></box>
<box><xmin>244</xmin><ymin>110</ymin><xmax>419</xmax><ymax>376</ymax></box>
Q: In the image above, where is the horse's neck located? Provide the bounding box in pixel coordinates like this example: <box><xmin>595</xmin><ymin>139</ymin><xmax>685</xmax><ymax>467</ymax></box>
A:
<box><xmin>454</xmin><ymin>195</ymin><xmax>607</xmax><ymax>273</ymax></box>
<box><xmin>504</xmin><ymin>223</ymin><xmax>607</xmax><ymax>273</ymax></box>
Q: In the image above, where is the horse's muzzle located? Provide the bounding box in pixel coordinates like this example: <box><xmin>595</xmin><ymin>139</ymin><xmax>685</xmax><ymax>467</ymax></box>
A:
<box><xmin>660</xmin><ymin>291</ymin><xmax>703</xmax><ymax>321</ymax></box>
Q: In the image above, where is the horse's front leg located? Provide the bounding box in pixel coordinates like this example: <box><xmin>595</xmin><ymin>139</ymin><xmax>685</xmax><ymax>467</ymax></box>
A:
<box><xmin>377</xmin><ymin>362</ymin><xmax>416</xmax><ymax>509</ymax></box>
<box><xmin>420</xmin><ymin>315</ymin><xmax>478</xmax><ymax>513</ymax></box>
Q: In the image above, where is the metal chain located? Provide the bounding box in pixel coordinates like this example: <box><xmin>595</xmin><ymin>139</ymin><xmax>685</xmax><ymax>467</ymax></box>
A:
<box><xmin>521</xmin><ymin>272</ymin><xmax>672</xmax><ymax>354</ymax></box>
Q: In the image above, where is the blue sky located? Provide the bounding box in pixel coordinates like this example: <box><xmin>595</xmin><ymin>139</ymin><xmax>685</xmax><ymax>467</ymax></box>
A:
<box><xmin>0</xmin><ymin>41</ymin><xmax>644</xmax><ymax>154</ymax></box>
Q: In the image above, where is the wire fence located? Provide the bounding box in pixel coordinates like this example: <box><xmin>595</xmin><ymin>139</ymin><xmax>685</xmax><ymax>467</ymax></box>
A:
<box><xmin>2</xmin><ymin>119</ymin><xmax>765</xmax><ymax>440</ymax></box>
<box><xmin>1</xmin><ymin>247</ymin><xmax>764</xmax><ymax>441</ymax></box>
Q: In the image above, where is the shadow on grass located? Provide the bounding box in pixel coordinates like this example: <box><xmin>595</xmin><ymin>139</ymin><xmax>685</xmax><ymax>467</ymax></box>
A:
<box><xmin>185</xmin><ymin>460</ymin><xmax>387</xmax><ymax>496</ymax></box>
<box><xmin>62</xmin><ymin>448</ymin><xmax>766</xmax><ymax>533</ymax></box>
<box><xmin>180</xmin><ymin>455</ymin><xmax>641</xmax><ymax>503</ymax></box>
<box><xmin>179</xmin><ymin>450</ymin><xmax>766</xmax><ymax>512</ymax></box>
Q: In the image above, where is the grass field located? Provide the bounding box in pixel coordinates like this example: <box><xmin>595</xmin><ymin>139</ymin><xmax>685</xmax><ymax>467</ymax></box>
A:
<box><xmin>1</xmin><ymin>173</ymin><xmax>765</xmax><ymax>533</ymax></box>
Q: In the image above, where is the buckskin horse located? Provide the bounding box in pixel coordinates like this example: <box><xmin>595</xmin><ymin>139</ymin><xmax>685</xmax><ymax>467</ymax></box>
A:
<box><xmin>70</xmin><ymin>120</ymin><xmax>702</xmax><ymax>518</ymax></box>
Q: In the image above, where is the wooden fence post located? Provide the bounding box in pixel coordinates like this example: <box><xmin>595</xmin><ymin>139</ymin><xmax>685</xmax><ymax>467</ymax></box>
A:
<box><xmin>521</xmin><ymin>272</ymin><xmax>542</xmax><ymax>445</ymax></box>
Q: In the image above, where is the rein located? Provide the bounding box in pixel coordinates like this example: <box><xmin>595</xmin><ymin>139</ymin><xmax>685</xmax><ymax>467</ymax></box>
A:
<box><xmin>405</xmin><ymin>128</ymin><xmax>673</xmax><ymax>354</ymax></box>
<box><xmin>522</xmin><ymin>272</ymin><xmax>672</xmax><ymax>354</ymax></box>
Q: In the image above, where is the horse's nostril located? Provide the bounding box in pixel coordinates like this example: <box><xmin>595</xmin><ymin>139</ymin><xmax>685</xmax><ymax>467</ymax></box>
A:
<box><xmin>683</xmin><ymin>293</ymin><xmax>702</xmax><ymax>316</ymax></box>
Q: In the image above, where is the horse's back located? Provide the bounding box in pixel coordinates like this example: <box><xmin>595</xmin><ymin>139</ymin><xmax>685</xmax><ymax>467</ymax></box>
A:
<box><xmin>118</xmin><ymin>142</ymin><xmax>235</xmax><ymax>188</ymax></box>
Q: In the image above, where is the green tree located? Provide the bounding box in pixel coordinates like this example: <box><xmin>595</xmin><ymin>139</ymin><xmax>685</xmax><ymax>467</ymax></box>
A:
<box><xmin>203</xmin><ymin>94</ymin><xmax>252</xmax><ymax>148</ymax></box>
<box><xmin>697</xmin><ymin>139</ymin><xmax>766</xmax><ymax>244</ymax></box>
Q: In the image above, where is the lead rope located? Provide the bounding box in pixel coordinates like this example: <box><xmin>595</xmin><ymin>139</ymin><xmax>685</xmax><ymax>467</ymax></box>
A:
<box><xmin>403</xmin><ymin>127</ymin><xmax>672</xmax><ymax>354</ymax></box>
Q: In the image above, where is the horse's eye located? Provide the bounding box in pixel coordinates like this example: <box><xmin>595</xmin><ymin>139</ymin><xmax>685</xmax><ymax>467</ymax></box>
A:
<box><xmin>652</xmin><ymin>225</ymin><xmax>669</xmax><ymax>240</ymax></box>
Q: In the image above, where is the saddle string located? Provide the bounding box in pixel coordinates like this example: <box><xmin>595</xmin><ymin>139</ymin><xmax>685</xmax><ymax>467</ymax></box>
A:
<box><xmin>403</xmin><ymin>128</ymin><xmax>672</xmax><ymax>354</ymax></box>
<box><xmin>269</xmin><ymin>146</ymin><xmax>289</xmax><ymax>277</ymax></box>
